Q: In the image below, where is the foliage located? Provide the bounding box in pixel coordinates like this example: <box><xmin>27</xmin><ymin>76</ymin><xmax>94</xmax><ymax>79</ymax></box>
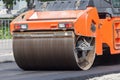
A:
<box><xmin>2</xmin><ymin>0</ymin><xmax>15</xmax><ymax>9</ymax></box>
<box><xmin>0</xmin><ymin>20</ymin><xmax>12</xmax><ymax>39</ymax></box>
<box><xmin>0</xmin><ymin>26</ymin><xmax>12</xmax><ymax>39</ymax></box>
<box><xmin>41</xmin><ymin>0</ymin><xmax>55</xmax><ymax>1</ymax></box>
<box><xmin>2</xmin><ymin>0</ymin><xmax>55</xmax><ymax>9</ymax></box>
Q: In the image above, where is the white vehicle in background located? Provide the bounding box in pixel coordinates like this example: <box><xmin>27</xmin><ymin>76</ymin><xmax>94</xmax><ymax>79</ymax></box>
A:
<box><xmin>0</xmin><ymin>9</ymin><xmax>14</xmax><ymax>18</ymax></box>
<box><xmin>0</xmin><ymin>9</ymin><xmax>8</xmax><ymax>15</ymax></box>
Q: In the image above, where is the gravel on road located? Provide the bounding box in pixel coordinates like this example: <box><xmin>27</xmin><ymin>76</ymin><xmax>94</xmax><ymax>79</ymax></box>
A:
<box><xmin>89</xmin><ymin>73</ymin><xmax>120</xmax><ymax>80</ymax></box>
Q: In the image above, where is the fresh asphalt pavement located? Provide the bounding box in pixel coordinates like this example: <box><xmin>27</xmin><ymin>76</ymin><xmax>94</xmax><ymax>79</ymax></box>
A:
<box><xmin>0</xmin><ymin>61</ymin><xmax>120</xmax><ymax>80</ymax></box>
<box><xmin>0</xmin><ymin>39</ymin><xmax>120</xmax><ymax>80</ymax></box>
<box><xmin>0</xmin><ymin>53</ymin><xmax>120</xmax><ymax>80</ymax></box>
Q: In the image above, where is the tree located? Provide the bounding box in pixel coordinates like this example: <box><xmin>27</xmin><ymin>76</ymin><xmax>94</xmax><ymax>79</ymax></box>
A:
<box><xmin>3</xmin><ymin>0</ymin><xmax>55</xmax><ymax>10</ymax></box>
<box><xmin>3</xmin><ymin>0</ymin><xmax>15</xmax><ymax>9</ymax></box>
<box><xmin>41</xmin><ymin>0</ymin><xmax>55</xmax><ymax>1</ymax></box>
<box><xmin>25</xmin><ymin>0</ymin><xmax>55</xmax><ymax>9</ymax></box>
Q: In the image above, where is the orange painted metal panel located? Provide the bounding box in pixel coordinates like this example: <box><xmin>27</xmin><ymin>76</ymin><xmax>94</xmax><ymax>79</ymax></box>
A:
<box><xmin>100</xmin><ymin>18</ymin><xmax>120</xmax><ymax>54</ymax></box>
<box><xmin>10</xmin><ymin>7</ymin><xmax>120</xmax><ymax>56</ymax></box>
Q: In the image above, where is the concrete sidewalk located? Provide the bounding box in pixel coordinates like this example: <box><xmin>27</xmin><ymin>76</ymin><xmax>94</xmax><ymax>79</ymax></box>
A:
<box><xmin>0</xmin><ymin>39</ymin><xmax>14</xmax><ymax>63</ymax></box>
<box><xmin>0</xmin><ymin>52</ymin><xmax>14</xmax><ymax>63</ymax></box>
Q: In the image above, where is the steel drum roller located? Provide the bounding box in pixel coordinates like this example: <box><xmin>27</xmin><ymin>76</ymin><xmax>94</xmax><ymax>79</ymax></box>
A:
<box><xmin>13</xmin><ymin>31</ymin><xmax>80</xmax><ymax>70</ymax></box>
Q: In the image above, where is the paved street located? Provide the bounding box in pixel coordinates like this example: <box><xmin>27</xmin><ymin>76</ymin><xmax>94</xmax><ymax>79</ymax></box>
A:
<box><xmin>0</xmin><ymin>39</ymin><xmax>120</xmax><ymax>80</ymax></box>
<box><xmin>0</xmin><ymin>61</ymin><xmax>119</xmax><ymax>80</ymax></box>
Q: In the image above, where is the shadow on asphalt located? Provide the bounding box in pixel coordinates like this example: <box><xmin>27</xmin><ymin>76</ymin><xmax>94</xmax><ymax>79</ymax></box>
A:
<box><xmin>94</xmin><ymin>54</ymin><xmax>120</xmax><ymax>67</ymax></box>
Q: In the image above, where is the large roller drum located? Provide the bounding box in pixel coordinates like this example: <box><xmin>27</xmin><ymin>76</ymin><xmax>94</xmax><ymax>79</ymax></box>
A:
<box><xmin>13</xmin><ymin>31</ymin><xmax>95</xmax><ymax>70</ymax></box>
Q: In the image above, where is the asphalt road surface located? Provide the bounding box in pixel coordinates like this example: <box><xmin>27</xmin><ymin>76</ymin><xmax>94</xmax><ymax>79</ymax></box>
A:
<box><xmin>0</xmin><ymin>60</ymin><xmax>120</xmax><ymax>80</ymax></box>
<box><xmin>0</xmin><ymin>40</ymin><xmax>120</xmax><ymax>80</ymax></box>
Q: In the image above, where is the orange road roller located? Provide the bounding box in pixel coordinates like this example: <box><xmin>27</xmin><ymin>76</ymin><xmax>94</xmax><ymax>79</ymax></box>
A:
<box><xmin>10</xmin><ymin>0</ymin><xmax>120</xmax><ymax>70</ymax></box>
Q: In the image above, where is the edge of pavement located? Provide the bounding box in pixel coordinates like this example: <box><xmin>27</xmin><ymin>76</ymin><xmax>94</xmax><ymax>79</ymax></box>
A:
<box><xmin>0</xmin><ymin>52</ymin><xmax>15</xmax><ymax>63</ymax></box>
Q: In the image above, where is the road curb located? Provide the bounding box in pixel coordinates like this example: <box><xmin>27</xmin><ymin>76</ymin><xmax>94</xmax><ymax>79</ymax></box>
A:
<box><xmin>0</xmin><ymin>53</ymin><xmax>14</xmax><ymax>63</ymax></box>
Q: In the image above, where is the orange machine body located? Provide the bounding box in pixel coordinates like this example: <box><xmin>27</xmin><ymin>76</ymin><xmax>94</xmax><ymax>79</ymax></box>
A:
<box><xmin>10</xmin><ymin>6</ymin><xmax>120</xmax><ymax>56</ymax></box>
